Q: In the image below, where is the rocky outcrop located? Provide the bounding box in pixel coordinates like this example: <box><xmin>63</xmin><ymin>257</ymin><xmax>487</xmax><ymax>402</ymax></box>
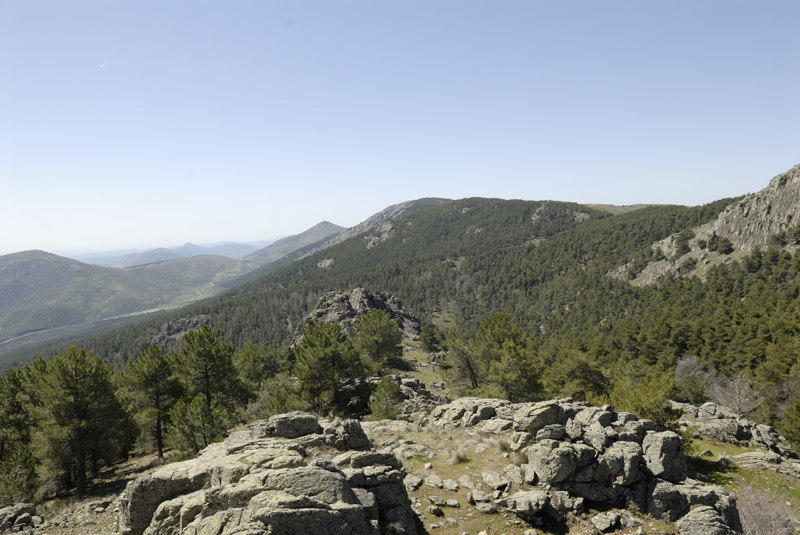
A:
<box><xmin>614</xmin><ymin>164</ymin><xmax>800</xmax><ymax>285</ymax></box>
<box><xmin>324</xmin><ymin>374</ymin><xmax>448</xmax><ymax>419</ymax></box>
<box><xmin>672</xmin><ymin>400</ymin><xmax>798</xmax><ymax>458</ymax></box>
<box><xmin>114</xmin><ymin>397</ymin><xmax>754</xmax><ymax>535</ymax></box>
<box><xmin>731</xmin><ymin>450</ymin><xmax>800</xmax><ymax>479</ymax></box>
<box><xmin>118</xmin><ymin>412</ymin><xmax>417</xmax><ymax>535</ymax></box>
<box><xmin>368</xmin><ymin>375</ymin><xmax>448</xmax><ymax>416</ymax></box>
<box><xmin>0</xmin><ymin>503</ymin><xmax>42</xmax><ymax>533</ymax></box>
<box><xmin>149</xmin><ymin>316</ymin><xmax>210</xmax><ymax>350</ymax></box>
<box><xmin>675</xmin><ymin>505</ymin><xmax>736</xmax><ymax>535</ymax></box>
<box><xmin>316</xmin><ymin>199</ymin><xmax>451</xmax><ymax>251</ymax></box>
<box><xmin>415</xmin><ymin>398</ymin><xmax>741</xmax><ymax>532</ymax></box>
<box><xmin>293</xmin><ymin>288</ymin><xmax>421</xmax><ymax>342</ymax></box>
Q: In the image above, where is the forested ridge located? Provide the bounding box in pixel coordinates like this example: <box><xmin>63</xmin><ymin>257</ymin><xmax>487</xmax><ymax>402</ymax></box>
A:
<box><xmin>6</xmin><ymin>198</ymin><xmax>729</xmax><ymax>361</ymax></box>
<box><xmin>7</xmin><ymin>193</ymin><xmax>800</xmax><ymax>500</ymax></box>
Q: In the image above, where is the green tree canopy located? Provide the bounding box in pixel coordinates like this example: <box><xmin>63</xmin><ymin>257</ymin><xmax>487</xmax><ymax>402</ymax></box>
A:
<box><xmin>351</xmin><ymin>309</ymin><xmax>403</xmax><ymax>373</ymax></box>
<box><xmin>293</xmin><ymin>321</ymin><xmax>361</xmax><ymax>413</ymax></box>
<box><xmin>173</xmin><ymin>325</ymin><xmax>243</xmax><ymax>411</ymax></box>
<box><xmin>121</xmin><ymin>345</ymin><xmax>183</xmax><ymax>459</ymax></box>
<box><xmin>30</xmin><ymin>347</ymin><xmax>132</xmax><ymax>495</ymax></box>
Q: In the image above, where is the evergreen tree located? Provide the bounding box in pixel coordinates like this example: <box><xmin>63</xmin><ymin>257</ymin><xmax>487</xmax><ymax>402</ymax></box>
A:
<box><xmin>444</xmin><ymin>313</ymin><xmax>543</xmax><ymax>400</ymax></box>
<box><xmin>351</xmin><ymin>309</ymin><xmax>403</xmax><ymax>373</ymax></box>
<box><xmin>0</xmin><ymin>369</ymin><xmax>37</xmax><ymax>504</ymax></box>
<box><xmin>30</xmin><ymin>347</ymin><xmax>132</xmax><ymax>495</ymax></box>
<box><xmin>233</xmin><ymin>343</ymin><xmax>292</xmax><ymax>396</ymax></box>
<box><xmin>168</xmin><ymin>326</ymin><xmax>244</xmax><ymax>452</ymax></box>
<box><xmin>420</xmin><ymin>323</ymin><xmax>444</xmax><ymax>351</ymax></box>
<box><xmin>166</xmin><ymin>394</ymin><xmax>230</xmax><ymax>453</ymax></box>
<box><xmin>610</xmin><ymin>371</ymin><xmax>682</xmax><ymax>431</ymax></box>
<box><xmin>368</xmin><ymin>377</ymin><xmax>402</xmax><ymax>420</ymax></box>
<box><xmin>173</xmin><ymin>325</ymin><xmax>243</xmax><ymax>412</ymax></box>
<box><xmin>244</xmin><ymin>372</ymin><xmax>305</xmax><ymax>420</ymax></box>
<box><xmin>443</xmin><ymin>330</ymin><xmax>482</xmax><ymax>393</ymax></box>
<box><xmin>121</xmin><ymin>345</ymin><xmax>182</xmax><ymax>459</ymax></box>
<box><xmin>293</xmin><ymin>321</ymin><xmax>362</xmax><ymax>413</ymax></box>
<box><xmin>778</xmin><ymin>398</ymin><xmax>800</xmax><ymax>451</ymax></box>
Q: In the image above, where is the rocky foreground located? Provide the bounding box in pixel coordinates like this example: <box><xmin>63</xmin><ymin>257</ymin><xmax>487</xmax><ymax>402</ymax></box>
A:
<box><xmin>5</xmin><ymin>394</ymin><xmax>799</xmax><ymax>534</ymax></box>
<box><xmin>109</xmin><ymin>397</ymin><xmax>746</xmax><ymax>535</ymax></box>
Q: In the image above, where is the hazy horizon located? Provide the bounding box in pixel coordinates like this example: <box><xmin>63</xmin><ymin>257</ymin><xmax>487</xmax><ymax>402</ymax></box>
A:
<box><xmin>2</xmin><ymin>1</ymin><xmax>797</xmax><ymax>256</ymax></box>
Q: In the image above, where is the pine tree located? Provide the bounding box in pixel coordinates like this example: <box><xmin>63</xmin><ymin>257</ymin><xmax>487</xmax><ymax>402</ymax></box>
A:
<box><xmin>293</xmin><ymin>321</ymin><xmax>361</xmax><ymax>413</ymax></box>
<box><xmin>0</xmin><ymin>369</ymin><xmax>37</xmax><ymax>503</ymax></box>
<box><xmin>351</xmin><ymin>309</ymin><xmax>403</xmax><ymax>372</ymax></box>
<box><xmin>368</xmin><ymin>377</ymin><xmax>402</xmax><ymax>420</ymax></box>
<box><xmin>173</xmin><ymin>325</ymin><xmax>242</xmax><ymax>412</ymax></box>
<box><xmin>168</xmin><ymin>326</ymin><xmax>244</xmax><ymax>451</ymax></box>
<box><xmin>121</xmin><ymin>345</ymin><xmax>182</xmax><ymax>459</ymax></box>
<box><xmin>31</xmin><ymin>347</ymin><xmax>132</xmax><ymax>495</ymax></box>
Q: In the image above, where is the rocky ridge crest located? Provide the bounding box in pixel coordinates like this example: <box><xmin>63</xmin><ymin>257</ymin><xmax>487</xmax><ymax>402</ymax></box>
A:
<box><xmin>8</xmin><ymin>396</ymin><xmax>800</xmax><ymax>534</ymax></box>
<box><xmin>292</xmin><ymin>287</ymin><xmax>421</xmax><ymax>343</ymax></box>
<box><xmin>614</xmin><ymin>164</ymin><xmax>800</xmax><ymax>285</ymax></box>
<box><xmin>403</xmin><ymin>397</ymin><xmax>741</xmax><ymax>534</ymax></box>
<box><xmin>118</xmin><ymin>412</ymin><xmax>417</xmax><ymax>535</ymax></box>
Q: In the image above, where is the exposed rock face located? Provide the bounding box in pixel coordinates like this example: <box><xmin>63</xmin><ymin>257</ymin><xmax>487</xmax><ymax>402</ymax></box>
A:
<box><xmin>643</xmin><ymin>431</ymin><xmax>687</xmax><ymax>482</ymax></box>
<box><xmin>324</xmin><ymin>374</ymin><xmax>448</xmax><ymax>419</ymax></box>
<box><xmin>118</xmin><ymin>413</ymin><xmax>417</xmax><ymax>535</ymax></box>
<box><xmin>316</xmin><ymin>199</ymin><xmax>451</xmax><ymax>251</ymax></box>
<box><xmin>149</xmin><ymin>316</ymin><xmax>210</xmax><ymax>350</ymax></box>
<box><xmin>731</xmin><ymin>450</ymin><xmax>800</xmax><ymax>479</ymax></box>
<box><xmin>675</xmin><ymin>505</ymin><xmax>736</xmax><ymax>535</ymax></box>
<box><xmin>367</xmin><ymin>375</ymin><xmax>449</xmax><ymax>416</ymax></box>
<box><xmin>416</xmin><ymin>397</ymin><xmax>740</xmax><ymax>532</ymax></box>
<box><xmin>614</xmin><ymin>164</ymin><xmax>800</xmax><ymax>285</ymax></box>
<box><xmin>672</xmin><ymin>400</ymin><xmax>798</xmax><ymax>458</ymax></box>
<box><xmin>293</xmin><ymin>287</ymin><xmax>421</xmax><ymax>342</ymax></box>
<box><xmin>115</xmin><ymin>397</ymin><xmax>754</xmax><ymax>535</ymax></box>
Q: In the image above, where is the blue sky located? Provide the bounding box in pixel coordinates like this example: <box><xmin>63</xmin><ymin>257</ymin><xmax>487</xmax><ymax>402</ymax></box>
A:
<box><xmin>1</xmin><ymin>1</ymin><xmax>798</xmax><ymax>256</ymax></box>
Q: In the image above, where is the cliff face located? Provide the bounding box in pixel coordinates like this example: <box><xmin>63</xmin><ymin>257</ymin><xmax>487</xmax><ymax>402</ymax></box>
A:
<box><xmin>711</xmin><ymin>164</ymin><xmax>800</xmax><ymax>250</ymax></box>
<box><xmin>615</xmin><ymin>164</ymin><xmax>800</xmax><ymax>285</ymax></box>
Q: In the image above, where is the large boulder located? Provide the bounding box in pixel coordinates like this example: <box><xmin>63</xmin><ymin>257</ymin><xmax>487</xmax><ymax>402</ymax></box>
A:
<box><xmin>424</xmin><ymin>397</ymin><xmax>510</xmax><ymax>428</ymax></box>
<box><xmin>676</xmin><ymin>505</ymin><xmax>736</xmax><ymax>535</ymax></box>
<box><xmin>647</xmin><ymin>479</ymin><xmax>740</xmax><ymax>531</ymax></box>
<box><xmin>672</xmin><ymin>400</ymin><xmax>798</xmax><ymax>458</ymax></box>
<box><xmin>118</xmin><ymin>415</ymin><xmax>416</xmax><ymax>535</ymax></box>
<box><xmin>262</xmin><ymin>412</ymin><xmax>323</xmax><ymax>438</ymax></box>
<box><xmin>526</xmin><ymin>440</ymin><xmax>595</xmax><ymax>484</ymax></box>
<box><xmin>497</xmin><ymin>489</ymin><xmax>582</xmax><ymax>524</ymax></box>
<box><xmin>643</xmin><ymin>431</ymin><xmax>687</xmax><ymax>482</ymax></box>
<box><xmin>732</xmin><ymin>450</ymin><xmax>800</xmax><ymax>478</ymax></box>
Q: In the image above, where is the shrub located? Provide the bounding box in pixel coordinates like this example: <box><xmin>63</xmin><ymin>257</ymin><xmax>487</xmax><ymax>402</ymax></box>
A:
<box><xmin>0</xmin><ymin>447</ymin><xmax>37</xmax><ymax>505</ymax></box>
<box><xmin>368</xmin><ymin>377</ymin><xmax>402</xmax><ymax>420</ymax></box>
<box><xmin>737</xmin><ymin>485</ymin><xmax>795</xmax><ymax>535</ymax></box>
<box><xmin>245</xmin><ymin>372</ymin><xmax>306</xmax><ymax>421</ymax></box>
<box><xmin>610</xmin><ymin>371</ymin><xmax>682</xmax><ymax>431</ymax></box>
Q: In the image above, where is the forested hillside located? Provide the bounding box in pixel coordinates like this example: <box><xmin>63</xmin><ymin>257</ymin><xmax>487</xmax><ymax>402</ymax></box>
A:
<box><xmin>8</xmin><ymin>187</ymin><xmax>800</xmax><ymax>506</ymax></box>
<box><xmin>12</xmin><ymin>195</ymin><xmax>734</xmax><ymax>365</ymax></box>
<box><xmin>12</xmin><ymin>190</ymin><xmax>800</xmax><ymax>432</ymax></box>
<box><xmin>18</xmin><ymin>199</ymin><xmax>609</xmax><ymax>362</ymax></box>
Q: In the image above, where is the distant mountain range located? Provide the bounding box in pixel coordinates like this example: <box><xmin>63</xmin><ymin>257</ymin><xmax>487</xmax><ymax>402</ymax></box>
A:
<box><xmin>0</xmin><ymin>221</ymin><xmax>346</xmax><ymax>352</ymax></box>
<box><xmin>74</xmin><ymin>241</ymin><xmax>264</xmax><ymax>268</ymax></box>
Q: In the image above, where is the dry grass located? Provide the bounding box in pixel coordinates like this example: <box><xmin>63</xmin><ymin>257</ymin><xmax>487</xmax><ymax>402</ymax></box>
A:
<box><xmin>445</xmin><ymin>446</ymin><xmax>470</xmax><ymax>465</ymax></box>
<box><xmin>737</xmin><ymin>485</ymin><xmax>796</xmax><ymax>535</ymax></box>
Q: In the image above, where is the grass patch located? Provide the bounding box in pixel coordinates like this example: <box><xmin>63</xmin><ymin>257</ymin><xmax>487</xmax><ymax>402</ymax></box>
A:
<box><xmin>686</xmin><ymin>437</ymin><xmax>800</xmax><ymax>522</ymax></box>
